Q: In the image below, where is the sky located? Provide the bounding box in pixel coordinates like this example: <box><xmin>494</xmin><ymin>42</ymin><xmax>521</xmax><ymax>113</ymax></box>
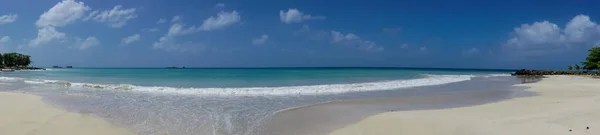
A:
<box><xmin>1</xmin><ymin>0</ymin><xmax>600</xmax><ymax>69</ymax></box>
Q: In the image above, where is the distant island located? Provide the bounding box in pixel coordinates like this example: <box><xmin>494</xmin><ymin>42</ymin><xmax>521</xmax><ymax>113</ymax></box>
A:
<box><xmin>0</xmin><ymin>52</ymin><xmax>45</xmax><ymax>71</ymax></box>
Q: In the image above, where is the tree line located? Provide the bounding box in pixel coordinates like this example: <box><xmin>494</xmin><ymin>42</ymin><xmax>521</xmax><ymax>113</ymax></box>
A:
<box><xmin>568</xmin><ymin>47</ymin><xmax>600</xmax><ymax>71</ymax></box>
<box><xmin>0</xmin><ymin>52</ymin><xmax>32</xmax><ymax>68</ymax></box>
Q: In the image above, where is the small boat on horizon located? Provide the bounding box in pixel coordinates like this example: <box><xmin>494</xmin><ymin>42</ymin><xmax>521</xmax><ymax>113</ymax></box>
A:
<box><xmin>166</xmin><ymin>66</ymin><xmax>186</xmax><ymax>69</ymax></box>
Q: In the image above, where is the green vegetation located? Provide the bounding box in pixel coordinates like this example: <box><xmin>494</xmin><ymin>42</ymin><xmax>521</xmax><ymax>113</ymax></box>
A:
<box><xmin>575</xmin><ymin>64</ymin><xmax>581</xmax><ymax>71</ymax></box>
<box><xmin>582</xmin><ymin>47</ymin><xmax>600</xmax><ymax>71</ymax></box>
<box><xmin>0</xmin><ymin>52</ymin><xmax>39</xmax><ymax>70</ymax></box>
<box><xmin>568</xmin><ymin>65</ymin><xmax>573</xmax><ymax>71</ymax></box>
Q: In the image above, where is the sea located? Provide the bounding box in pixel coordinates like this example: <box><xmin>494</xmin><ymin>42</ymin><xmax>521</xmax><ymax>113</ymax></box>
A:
<box><xmin>0</xmin><ymin>68</ymin><xmax>523</xmax><ymax>135</ymax></box>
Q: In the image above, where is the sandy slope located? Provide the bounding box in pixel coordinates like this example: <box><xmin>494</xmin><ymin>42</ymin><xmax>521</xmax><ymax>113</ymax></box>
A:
<box><xmin>0</xmin><ymin>92</ymin><xmax>134</xmax><ymax>135</ymax></box>
<box><xmin>330</xmin><ymin>75</ymin><xmax>599</xmax><ymax>135</ymax></box>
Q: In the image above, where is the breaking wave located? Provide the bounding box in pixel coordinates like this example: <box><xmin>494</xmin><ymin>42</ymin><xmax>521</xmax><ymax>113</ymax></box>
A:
<box><xmin>1</xmin><ymin>75</ymin><xmax>475</xmax><ymax>96</ymax></box>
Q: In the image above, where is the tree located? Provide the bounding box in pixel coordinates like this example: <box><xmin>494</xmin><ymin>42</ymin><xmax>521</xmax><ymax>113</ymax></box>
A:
<box><xmin>2</xmin><ymin>52</ymin><xmax>32</xmax><ymax>67</ymax></box>
<box><xmin>568</xmin><ymin>65</ymin><xmax>573</xmax><ymax>71</ymax></box>
<box><xmin>575</xmin><ymin>64</ymin><xmax>581</xmax><ymax>71</ymax></box>
<box><xmin>16</xmin><ymin>55</ymin><xmax>31</xmax><ymax>67</ymax></box>
<box><xmin>0</xmin><ymin>53</ymin><xmax>3</xmax><ymax>67</ymax></box>
<box><xmin>583</xmin><ymin>47</ymin><xmax>600</xmax><ymax>71</ymax></box>
<box><xmin>2</xmin><ymin>53</ymin><xmax>18</xmax><ymax>67</ymax></box>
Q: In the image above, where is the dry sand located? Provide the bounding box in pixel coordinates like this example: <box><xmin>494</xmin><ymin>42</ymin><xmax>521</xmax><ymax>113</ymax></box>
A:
<box><xmin>330</xmin><ymin>75</ymin><xmax>600</xmax><ymax>135</ymax></box>
<box><xmin>0</xmin><ymin>92</ymin><xmax>134</xmax><ymax>135</ymax></box>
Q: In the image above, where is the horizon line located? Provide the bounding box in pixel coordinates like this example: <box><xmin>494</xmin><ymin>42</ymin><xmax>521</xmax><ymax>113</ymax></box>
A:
<box><xmin>38</xmin><ymin>66</ymin><xmax>519</xmax><ymax>71</ymax></box>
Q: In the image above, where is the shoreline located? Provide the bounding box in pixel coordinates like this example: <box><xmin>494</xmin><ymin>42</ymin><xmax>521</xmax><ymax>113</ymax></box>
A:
<box><xmin>261</xmin><ymin>75</ymin><xmax>528</xmax><ymax>135</ymax></box>
<box><xmin>329</xmin><ymin>75</ymin><xmax>600</xmax><ymax>135</ymax></box>
<box><xmin>0</xmin><ymin>92</ymin><xmax>134</xmax><ymax>135</ymax></box>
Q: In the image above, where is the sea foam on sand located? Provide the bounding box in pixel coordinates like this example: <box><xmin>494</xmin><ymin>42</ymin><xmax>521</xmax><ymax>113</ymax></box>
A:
<box><xmin>330</xmin><ymin>75</ymin><xmax>600</xmax><ymax>135</ymax></box>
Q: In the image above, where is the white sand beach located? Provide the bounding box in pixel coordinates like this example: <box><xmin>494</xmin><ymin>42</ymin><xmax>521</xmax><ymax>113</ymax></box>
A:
<box><xmin>0</xmin><ymin>92</ymin><xmax>134</xmax><ymax>135</ymax></box>
<box><xmin>330</xmin><ymin>75</ymin><xmax>600</xmax><ymax>135</ymax></box>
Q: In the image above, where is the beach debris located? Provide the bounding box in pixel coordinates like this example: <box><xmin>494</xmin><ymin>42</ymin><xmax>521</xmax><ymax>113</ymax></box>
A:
<box><xmin>587</xmin><ymin>126</ymin><xmax>589</xmax><ymax>130</ymax></box>
<box><xmin>569</xmin><ymin>129</ymin><xmax>572</xmax><ymax>132</ymax></box>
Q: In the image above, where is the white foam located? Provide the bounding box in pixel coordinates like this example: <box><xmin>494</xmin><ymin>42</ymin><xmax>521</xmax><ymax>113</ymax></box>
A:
<box><xmin>128</xmin><ymin>75</ymin><xmax>474</xmax><ymax>96</ymax></box>
<box><xmin>481</xmin><ymin>74</ymin><xmax>512</xmax><ymax>78</ymax></box>
<box><xmin>9</xmin><ymin>74</ymin><xmax>475</xmax><ymax>96</ymax></box>
<box><xmin>0</xmin><ymin>77</ymin><xmax>23</xmax><ymax>82</ymax></box>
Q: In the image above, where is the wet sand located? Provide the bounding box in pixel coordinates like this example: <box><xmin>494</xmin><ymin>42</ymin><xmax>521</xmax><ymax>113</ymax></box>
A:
<box><xmin>261</xmin><ymin>76</ymin><xmax>532</xmax><ymax>135</ymax></box>
<box><xmin>0</xmin><ymin>92</ymin><xmax>134</xmax><ymax>135</ymax></box>
<box><xmin>330</xmin><ymin>75</ymin><xmax>600</xmax><ymax>135</ymax></box>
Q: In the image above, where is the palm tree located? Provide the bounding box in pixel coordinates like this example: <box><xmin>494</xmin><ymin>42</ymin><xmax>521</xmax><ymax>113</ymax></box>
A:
<box><xmin>568</xmin><ymin>65</ymin><xmax>573</xmax><ymax>71</ymax></box>
<box><xmin>575</xmin><ymin>64</ymin><xmax>581</xmax><ymax>71</ymax></box>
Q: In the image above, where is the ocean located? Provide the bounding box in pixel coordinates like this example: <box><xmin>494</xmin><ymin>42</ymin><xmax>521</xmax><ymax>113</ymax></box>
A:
<box><xmin>0</xmin><ymin>68</ymin><xmax>519</xmax><ymax>135</ymax></box>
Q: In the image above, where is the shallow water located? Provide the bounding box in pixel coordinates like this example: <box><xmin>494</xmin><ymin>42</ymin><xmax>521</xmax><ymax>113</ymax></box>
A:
<box><xmin>0</xmin><ymin>76</ymin><xmax>527</xmax><ymax>135</ymax></box>
<box><xmin>0</xmin><ymin>68</ymin><xmax>518</xmax><ymax>135</ymax></box>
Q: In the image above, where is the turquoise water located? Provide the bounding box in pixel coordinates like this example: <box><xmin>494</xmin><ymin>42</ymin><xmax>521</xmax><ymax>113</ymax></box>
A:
<box><xmin>0</xmin><ymin>68</ymin><xmax>516</xmax><ymax>135</ymax></box>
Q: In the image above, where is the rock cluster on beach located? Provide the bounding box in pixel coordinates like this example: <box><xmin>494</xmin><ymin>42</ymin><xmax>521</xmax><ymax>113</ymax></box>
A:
<box><xmin>511</xmin><ymin>69</ymin><xmax>598</xmax><ymax>76</ymax></box>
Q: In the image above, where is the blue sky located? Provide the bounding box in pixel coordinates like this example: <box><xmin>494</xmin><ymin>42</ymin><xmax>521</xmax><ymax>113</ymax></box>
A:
<box><xmin>1</xmin><ymin>0</ymin><xmax>599</xmax><ymax>69</ymax></box>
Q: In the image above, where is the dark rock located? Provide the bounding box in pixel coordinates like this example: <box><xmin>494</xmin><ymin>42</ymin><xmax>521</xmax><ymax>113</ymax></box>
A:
<box><xmin>511</xmin><ymin>69</ymin><xmax>599</xmax><ymax>76</ymax></box>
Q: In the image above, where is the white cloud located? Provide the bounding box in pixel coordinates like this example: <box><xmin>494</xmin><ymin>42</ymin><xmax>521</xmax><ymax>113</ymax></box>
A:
<box><xmin>505</xmin><ymin>14</ymin><xmax>600</xmax><ymax>50</ymax></box>
<box><xmin>83</xmin><ymin>10</ymin><xmax>98</xmax><ymax>21</ymax></box>
<box><xmin>215</xmin><ymin>3</ymin><xmax>225</xmax><ymax>8</ymax></box>
<box><xmin>0</xmin><ymin>14</ymin><xmax>18</xmax><ymax>24</ymax></box>
<box><xmin>29</xmin><ymin>27</ymin><xmax>67</xmax><ymax>47</ymax></box>
<box><xmin>153</xmin><ymin>11</ymin><xmax>241</xmax><ymax>52</ymax></box>
<box><xmin>199</xmin><ymin>11</ymin><xmax>240</xmax><ymax>30</ymax></box>
<box><xmin>294</xmin><ymin>25</ymin><xmax>328</xmax><ymax>40</ymax></box>
<box><xmin>252</xmin><ymin>34</ymin><xmax>269</xmax><ymax>45</ymax></box>
<box><xmin>331</xmin><ymin>31</ymin><xmax>383</xmax><ymax>52</ymax></box>
<box><xmin>74</xmin><ymin>37</ymin><xmax>100</xmax><ymax>50</ymax></box>
<box><xmin>160</xmin><ymin>11</ymin><xmax>240</xmax><ymax>37</ymax></box>
<box><xmin>0</xmin><ymin>36</ymin><xmax>10</xmax><ymax>42</ymax></box>
<box><xmin>152</xmin><ymin>36</ymin><xmax>181</xmax><ymax>51</ymax></box>
<box><xmin>88</xmin><ymin>5</ymin><xmax>137</xmax><ymax>28</ymax></box>
<box><xmin>280</xmin><ymin>9</ymin><xmax>325</xmax><ymax>24</ymax></box>
<box><xmin>462</xmin><ymin>48</ymin><xmax>480</xmax><ymax>55</ymax></box>
<box><xmin>36</xmin><ymin>0</ymin><xmax>91</xmax><ymax>28</ymax></box>
<box><xmin>0</xmin><ymin>36</ymin><xmax>11</xmax><ymax>46</ymax></box>
<box><xmin>166</xmin><ymin>23</ymin><xmax>198</xmax><ymax>37</ymax></box>
<box><xmin>147</xmin><ymin>28</ymin><xmax>159</xmax><ymax>32</ymax></box>
<box><xmin>156</xmin><ymin>18</ymin><xmax>166</xmax><ymax>24</ymax></box>
<box><xmin>332</xmin><ymin>31</ymin><xmax>359</xmax><ymax>43</ymax></box>
<box><xmin>152</xmin><ymin>23</ymin><xmax>196</xmax><ymax>51</ymax></box>
<box><xmin>506</xmin><ymin>21</ymin><xmax>564</xmax><ymax>49</ymax></box>
<box><xmin>121</xmin><ymin>34</ymin><xmax>141</xmax><ymax>45</ymax></box>
<box><xmin>152</xmin><ymin>36</ymin><xmax>205</xmax><ymax>52</ymax></box>
<box><xmin>171</xmin><ymin>16</ymin><xmax>181</xmax><ymax>22</ymax></box>
<box><xmin>564</xmin><ymin>15</ymin><xmax>599</xmax><ymax>43</ymax></box>
<box><xmin>400</xmin><ymin>44</ymin><xmax>408</xmax><ymax>49</ymax></box>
